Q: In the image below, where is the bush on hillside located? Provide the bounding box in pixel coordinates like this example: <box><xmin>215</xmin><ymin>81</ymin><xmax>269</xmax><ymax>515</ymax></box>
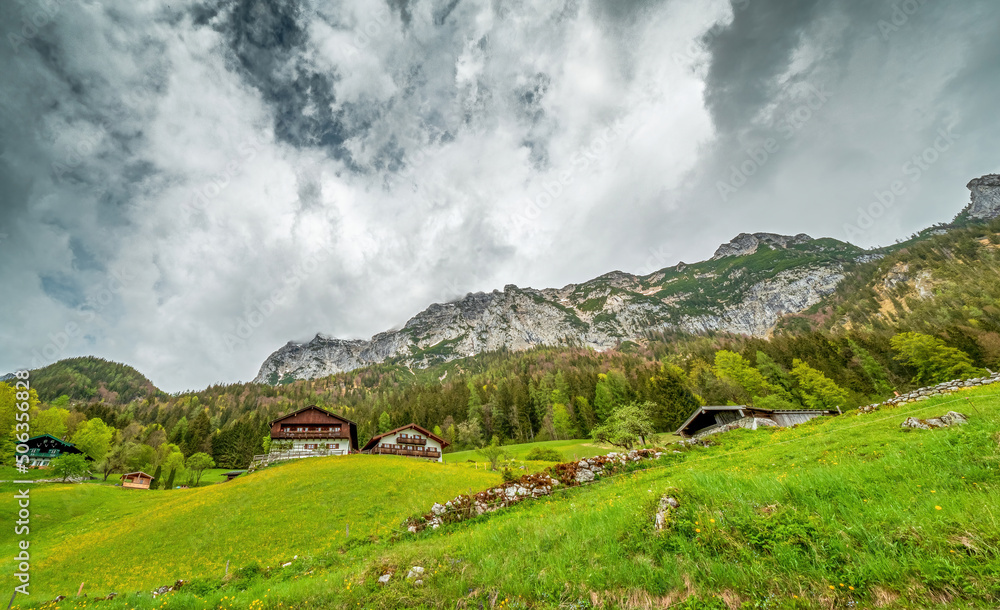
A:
<box><xmin>525</xmin><ymin>447</ymin><xmax>564</xmax><ymax>462</ymax></box>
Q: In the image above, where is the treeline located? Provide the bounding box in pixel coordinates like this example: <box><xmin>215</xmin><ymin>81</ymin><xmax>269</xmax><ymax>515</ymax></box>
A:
<box><xmin>2</xmin><ymin>325</ymin><xmax>986</xmax><ymax>476</ymax></box>
<box><xmin>782</xmin><ymin>219</ymin><xmax>1000</xmax><ymax>370</ymax></box>
<box><xmin>5</xmin><ymin>222</ymin><xmax>997</xmax><ymax>474</ymax></box>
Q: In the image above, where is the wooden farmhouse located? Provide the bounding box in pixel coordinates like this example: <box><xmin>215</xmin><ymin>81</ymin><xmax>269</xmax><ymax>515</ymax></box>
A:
<box><xmin>675</xmin><ymin>405</ymin><xmax>838</xmax><ymax>438</ymax></box>
<box><xmin>121</xmin><ymin>471</ymin><xmax>154</xmax><ymax>489</ymax></box>
<box><xmin>268</xmin><ymin>405</ymin><xmax>359</xmax><ymax>458</ymax></box>
<box><xmin>361</xmin><ymin>424</ymin><xmax>449</xmax><ymax>462</ymax></box>
<box><xmin>23</xmin><ymin>434</ymin><xmax>90</xmax><ymax>467</ymax></box>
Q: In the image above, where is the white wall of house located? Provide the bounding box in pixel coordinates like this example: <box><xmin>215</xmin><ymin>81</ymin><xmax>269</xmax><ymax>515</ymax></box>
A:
<box><xmin>269</xmin><ymin>438</ymin><xmax>350</xmax><ymax>457</ymax></box>
<box><xmin>373</xmin><ymin>429</ymin><xmax>444</xmax><ymax>462</ymax></box>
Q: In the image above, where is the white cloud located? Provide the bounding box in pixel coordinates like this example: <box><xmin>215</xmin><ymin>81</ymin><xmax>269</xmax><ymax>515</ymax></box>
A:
<box><xmin>1</xmin><ymin>0</ymin><xmax>998</xmax><ymax>392</ymax></box>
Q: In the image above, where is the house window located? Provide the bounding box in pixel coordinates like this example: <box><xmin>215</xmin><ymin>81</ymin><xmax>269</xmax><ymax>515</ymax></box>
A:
<box><xmin>304</xmin><ymin>443</ymin><xmax>317</xmax><ymax>449</ymax></box>
<box><xmin>327</xmin><ymin>443</ymin><xmax>339</xmax><ymax>450</ymax></box>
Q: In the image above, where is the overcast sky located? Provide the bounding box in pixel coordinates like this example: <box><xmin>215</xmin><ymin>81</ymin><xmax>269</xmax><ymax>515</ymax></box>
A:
<box><xmin>2</xmin><ymin>0</ymin><xmax>998</xmax><ymax>392</ymax></box>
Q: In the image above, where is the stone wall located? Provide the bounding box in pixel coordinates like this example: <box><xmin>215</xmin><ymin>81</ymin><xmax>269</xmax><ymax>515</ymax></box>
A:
<box><xmin>857</xmin><ymin>371</ymin><xmax>999</xmax><ymax>414</ymax></box>
<box><xmin>406</xmin><ymin>449</ymin><xmax>663</xmax><ymax>532</ymax></box>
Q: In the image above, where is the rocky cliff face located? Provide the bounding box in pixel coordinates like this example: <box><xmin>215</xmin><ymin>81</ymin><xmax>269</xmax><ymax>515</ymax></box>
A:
<box><xmin>965</xmin><ymin>174</ymin><xmax>1000</xmax><ymax>220</ymax></box>
<box><xmin>711</xmin><ymin>232</ymin><xmax>812</xmax><ymax>259</ymax></box>
<box><xmin>254</xmin><ymin>234</ymin><xmax>861</xmax><ymax>383</ymax></box>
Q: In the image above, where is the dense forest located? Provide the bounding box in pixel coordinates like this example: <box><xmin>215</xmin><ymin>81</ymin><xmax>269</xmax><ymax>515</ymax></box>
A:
<box><xmin>2</xmin><ymin>221</ymin><xmax>997</xmax><ymax>480</ymax></box>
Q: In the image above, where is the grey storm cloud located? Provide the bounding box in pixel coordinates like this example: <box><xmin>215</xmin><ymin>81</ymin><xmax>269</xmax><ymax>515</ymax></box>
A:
<box><xmin>1</xmin><ymin>0</ymin><xmax>998</xmax><ymax>391</ymax></box>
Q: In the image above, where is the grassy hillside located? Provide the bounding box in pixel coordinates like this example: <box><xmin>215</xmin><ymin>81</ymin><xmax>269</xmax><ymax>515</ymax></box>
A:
<box><xmin>446</xmin><ymin>438</ymin><xmax>617</xmax><ymax>464</ymax></box>
<box><xmin>4</xmin><ymin>385</ymin><xmax>1000</xmax><ymax>609</ymax></box>
<box><xmin>0</xmin><ymin>456</ymin><xmax>499</xmax><ymax>598</ymax></box>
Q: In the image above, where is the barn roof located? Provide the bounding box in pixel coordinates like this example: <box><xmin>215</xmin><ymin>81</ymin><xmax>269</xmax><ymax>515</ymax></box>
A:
<box><xmin>362</xmin><ymin>423</ymin><xmax>450</xmax><ymax>451</ymax></box>
<box><xmin>121</xmin><ymin>471</ymin><xmax>153</xmax><ymax>478</ymax></box>
<box><xmin>674</xmin><ymin>405</ymin><xmax>839</xmax><ymax>437</ymax></box>
<box><xmin>26</xmin><ymin>433</ymin><xmax>78</xmax><ymax>447</ymax></box>
<box><xmin>673</xmin><ymin>406</ymin><xmax>749</xmax><ymax>437</ymax></box>
<box><xmin>268</xmin><ymin>405</ymin><xmax>358</xmax><ymax>427</ymax></box>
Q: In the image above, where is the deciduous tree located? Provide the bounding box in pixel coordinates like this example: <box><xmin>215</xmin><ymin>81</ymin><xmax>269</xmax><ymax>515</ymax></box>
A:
<box><xmin>890</xmin><ymin>332</ymin><xmax>982</xmax><ymax>385</ymax></box>
<box><xmin>186</xmin><ymin>452</ymin><xmax>216</xmax><ymax>486</ymax></box>
<box><xmin>72</xmin><ymin>417</ymin><xmax>114</xmax><ymax>462</ymax></box>
<box><xmin>50</xmin><ymin>454</ymin><xmax>89</xmax><ymax>482</ymax></box>
<box><xmin>790</xmin><ymin>360</ymin><xmax>848</xmax><ymax>409</ymax></box>
<box><xmin>476</xmin><ymin>436</ymin><xmax>509</xmax><ymax>471</ymax></box>
<box><xmin>590</xmin><ymin>401</ymin><xmax>655</xmax><ymax>450</ymax></box>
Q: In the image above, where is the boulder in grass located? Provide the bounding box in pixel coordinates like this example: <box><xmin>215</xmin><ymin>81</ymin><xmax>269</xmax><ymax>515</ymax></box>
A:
<box><xmin>901</xmin><ymin>412</ymin><xmax>968</xmax><ymax>430</ymax></box>
<box><xmin>941</xmin><ymin>411</ymin><xmax>969</xmax><ymax>426</ymax></box>
<box><xmin>901</xmin><ymin>417</ymin><xmax>930</xmax><ymax>429</ymax></box>
<box><xmin>654</xmin><ymin>496</ymin><xmax>680</xmax><ymax>532</ymax></box>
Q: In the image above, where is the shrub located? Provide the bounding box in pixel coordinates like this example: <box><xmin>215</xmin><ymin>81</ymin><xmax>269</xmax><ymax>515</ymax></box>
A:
<box><xmin>525</xmin><ymin>447</ymin><xmax>564</xmax><ymax>462</ymax></box>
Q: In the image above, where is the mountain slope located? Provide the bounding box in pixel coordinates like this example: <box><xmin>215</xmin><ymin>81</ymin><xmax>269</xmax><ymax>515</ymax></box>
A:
<box><xmin>255</xmin><ymin>236</ymin><xmax>861</xmax><ymax>383</ymax></box>
<box><xmin>256</xmin><ymin>173</ymin><xmax>1000</xmax><ymax>384</ymax></box>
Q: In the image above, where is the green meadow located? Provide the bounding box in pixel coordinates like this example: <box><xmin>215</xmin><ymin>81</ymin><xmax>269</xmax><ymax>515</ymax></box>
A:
<box><xmin>0</xmin><ymin>456</ymin><xmax>499</xmax><ymax>598</ymax></box>
<box><xmin>3</xmin><ymin>386</ymin><xmax>999</xmax><ymax>609</ymax></box>
<box><xmin>446</xmin><ymin>438</ymin><xmax>616</xmax><ymax>464</ymax></box>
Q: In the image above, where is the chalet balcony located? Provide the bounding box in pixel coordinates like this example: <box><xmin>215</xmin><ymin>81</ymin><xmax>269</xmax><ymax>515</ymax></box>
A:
<box><xmin>396</xmin><ymin>437</ymin><xmax>426</xmax><ymax>446</ymax></box>
<box><xmin>272</xmin><ymin>430</ymin><xmax>348</xmax><ymax>440</ymax></box>
<box><xmin>366</xmin><ymin>447</ymin><xmax>440</xmax><ymax>458</ymax></box>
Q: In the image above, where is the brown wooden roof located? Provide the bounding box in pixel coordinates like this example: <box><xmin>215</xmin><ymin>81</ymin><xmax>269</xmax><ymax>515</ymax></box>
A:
<box><xmin>268</xmin><ymin>405</ymin><xmax>357</xmax><ymax>426</ymax></box>
<box><xmin>121</xmin><ymin>471</ymin><xmax>153</xmax><ymax>479</ymax></box>
<box><xmin>362</xmin><ymin>423</ymin><xmax>449</xmax><ymax>451</ymax></box>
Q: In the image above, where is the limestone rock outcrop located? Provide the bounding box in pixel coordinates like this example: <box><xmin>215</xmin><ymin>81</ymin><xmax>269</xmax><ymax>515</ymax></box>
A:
<box><xmin>254</xmin><ymin>240</ymin><xmax>847</xmax><ymax>383</ymax></box>
<box><xmin>711</xmin><ymin>232</ymin><xmax>813</xmax><ymax>260</ymax></box>
<box><xmin>965</xmin><ymin>174</ymin><xmax>1000</xmax><ymax>220</ymax></box>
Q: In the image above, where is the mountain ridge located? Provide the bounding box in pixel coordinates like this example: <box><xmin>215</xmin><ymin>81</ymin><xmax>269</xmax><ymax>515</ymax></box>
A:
<box><xmin>255</xmin><ymin>172</ymin><xmax>1000</xmax><ymax>384</ymax></box>
<box><xmin>254</xmin><ymin>233</ymin><xmax>859</xmax><ymax>383</ymax></box>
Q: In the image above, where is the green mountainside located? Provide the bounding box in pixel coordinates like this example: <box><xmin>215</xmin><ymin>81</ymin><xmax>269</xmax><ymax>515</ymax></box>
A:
<box><xmin>27</xmin><ymin>356</ymin><xmax>163</xmax><ymax>403</ymax></box>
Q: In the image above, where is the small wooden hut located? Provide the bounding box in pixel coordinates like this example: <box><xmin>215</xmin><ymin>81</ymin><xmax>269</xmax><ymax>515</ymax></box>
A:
<box><xmin>121</xmin><ymin>471</ymin><xmax>154</xmax><ymax>490</ymax></box>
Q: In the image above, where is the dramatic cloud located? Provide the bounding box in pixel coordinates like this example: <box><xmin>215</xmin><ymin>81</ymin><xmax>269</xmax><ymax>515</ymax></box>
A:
<box><xmin>1</xmin><ymin>0</ymin><xmax>998</xmax><ymax>391</ymax></box>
